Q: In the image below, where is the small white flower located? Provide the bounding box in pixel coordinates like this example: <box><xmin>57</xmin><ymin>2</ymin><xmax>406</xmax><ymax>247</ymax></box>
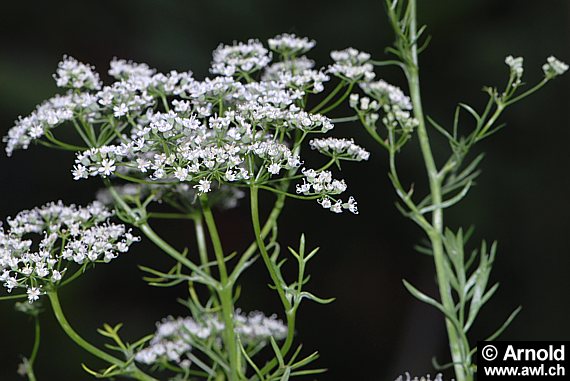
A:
<box><xmin>51</xmin><ymin>270</ymin><xmax>63</xmax><ymax>282</ymax></box>
<box><xmin>318</xmin><ymin>198</ymin><xmax>332</xmax><ymax>209</ymax></box>
<box><xmin>113</xmin><ymin>103</ymin><xmax>129</xmax><ymax>117</ymax></box>
<box><xmin>267</xmin><ymin>163</ymin><xmax>281</xmax><ymax>175</ymax></box>
<box><xmin>98</xmin><ymin>159</ymin><xmax>116</xmax><ymax>177</ymax></box>
<box><xmin>173</xmin><ymin>167</ymin><xmax>189</xmax><ymax>181</ymax></box>
<box><xmin>4</xmin><ymin>277</ymin><xmax>18</xmax><ymax>292</ymax></box>
<box><xmin>194</xmin><ymin>179</ymin><xmax>211</xmax><ymax>194</ymax></box>
<box><xmin>26</xmin><ymin>287</ymin><xmax>42</xmax><ymax>303</ymax></box>
<box><xmin>343</xmin><ymin>196</ymin><xmax>359</xmax><ymax>214</ymax></box>
<box><xmin>72</xmin><ymin>164</ymin><xmax>88</xmax><ymax>180</ymax></box>
<box><xmin>330</xmin><ymin>201</ymin><xmax>343</xmax><ymax>213</ymax></box>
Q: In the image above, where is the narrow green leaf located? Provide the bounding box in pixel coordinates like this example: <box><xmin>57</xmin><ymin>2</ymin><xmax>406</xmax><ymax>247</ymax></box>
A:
<box><xmin>485</xmin><ymin>306</ymin><xmax>522</xmax><ymax>342</ymax></box>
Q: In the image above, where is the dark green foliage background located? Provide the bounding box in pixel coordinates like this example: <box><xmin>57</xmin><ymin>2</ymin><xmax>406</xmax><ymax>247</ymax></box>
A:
<box><xmin>0</xmin><ymin>1</ymin><xmax>568</xmax><ymax>380</ymax></box>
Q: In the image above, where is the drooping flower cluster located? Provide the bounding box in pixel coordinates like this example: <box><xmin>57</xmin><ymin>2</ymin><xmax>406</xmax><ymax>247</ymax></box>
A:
<box><xmin>296</xmin><ymin>168</ymin><xmax>358</xmax><ymax>214</ymax></box>
<box><xmin>310</xmin><ymin>137</ymin><xmax>370</xmax><ymax>162</ymax></box>
<box><xmin>135</xmin><ymin>311</ymin><xmax>287</xmax><ymax>367</ymax></box>
<box><xmin>0</xmin><ymin>202</ymin><xmax>138</xmax><ymax>302</ymax></box>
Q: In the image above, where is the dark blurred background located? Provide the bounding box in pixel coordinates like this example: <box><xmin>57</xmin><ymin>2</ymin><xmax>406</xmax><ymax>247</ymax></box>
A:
<box><xmin>0</xmin><ymin>1</ymin><xmax>568</xmax><ymax>380</ymax></box>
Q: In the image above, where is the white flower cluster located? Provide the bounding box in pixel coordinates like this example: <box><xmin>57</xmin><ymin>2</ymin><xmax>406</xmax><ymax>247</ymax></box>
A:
<box><xmin>0</xmin><ymin>202</ymin><xmax>138</xmax><ymax>302</ymax></box>
<box><xmin>329</xmin><ymin>48</ymin><xmax>375</xmax><ymax>81</ymax></box>
<box><xmin>108</xmin><ymin>58</ymin><xmax>156</xmax><ymax>79</ymax></box>
<box><xmin>360</xmin><ymin>80</ymin><xmax>412</xmax><ymax>110</ymax></box>
<box><xmin>310</xmin><ymin>137</ymin><xmax>370</xmax><ymax>161</ymax></box>
<box><xmin>72</xmin><ymin>127</ymin><xmax>302</xmax><ymax>192</ymax></box>
<box><xmin>263</xmin><ymin>56</ymin><xmax>315</xmax><ymax>80</ymax></box>
<box><xmin>542</xmin><ymin>56</ymin><xmax>568</xmax><ymax>78</ymax></box>
<box><xmin>296</xmin><ymin>169</ymin><xmax>358</xmax><ymax>214</ymax></box>
<box><xmin>268</xmin><ymin>33</ymin><xmax>316</xmax><ymax>55</ymax></box>
<box><xmin>351</xmin><ymin>83</ymin><xmax>419</xmax><ymax>134</ymax></box>
<box><xmin>54</xmin><ymin>55</ymin><xmax>102</xmax><ymax>90</ymax></box>
<box><xmin>505</xmin><ymin>55</ymin><xmax>524</xmax><ymax>85</ymax></box>
<box><xmin>211</xmin><ymin>39</ymin><xmax>272</xmax><ymax>76</ymax></box>
<box><xmin>5</xmin><ymin>34</ymin><xmax>361</xmax><ymax>213</ymax></box>
<box><xmin>135</xmin><ymin>311</ymin><xmax>287</xmax><ymax>366</ymax></box>
<box><xmin>263</xmin><ymin>59</ymin><xmax>330</xmax><ymax>93</ymax></box>
<box><xmin>4</xmin><ymin>94</ymin><xmax>76</xmax><ymax>156</ymax></box>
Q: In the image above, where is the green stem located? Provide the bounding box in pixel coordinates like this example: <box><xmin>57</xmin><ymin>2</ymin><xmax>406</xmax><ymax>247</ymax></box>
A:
<box><xmin>406</xmin><ymin>1</ymin><xmax>470</xmax><ymax>380</ymax></box>
<box><xmin>72</xmin><ymin>118</ymin><xmax>95</xmax><ymax>147</ymax></box>
<box><xmin>504</xmin><ymin>78</ymin><xmax>549</xmax><ymax>107</ymax></box>
<box><xmin>233</xmin><ymin>193</ymin><xmax>286</xmax><ymax>275</ymax></box>
<box><xmin>0</xmin><ymin>294</ymin><xmax>26</xmax><ymax>301</ymax></box>
<box><xmin>331</xmin><ymin>115</ymin><xmax>359</xmax><ymax>123</ymax></box>
<box><xmin>193</xmin><ymin>214</ymin><xmax>210</xmax><ymax>274</ymax></box>
<box><xmin>319</xmin><ymin>82</ymin><xmax>355</xmax><ymax>115</ymax></box>
<box><xmin>25</xmin><ymin>317</ymin><xmax>41</xmax><ymax>381</ymax></box>
<box><xmin>43</xmin><ymin>131</ymin><xmax>87</xmax><ymax>151</ymax></box>
<box><xmin>139</xmin><ymin>223</ymin><xmax>211</xmax><ymax>279</ymax></box>
<box><xmin>106</xmin><ymin>182</ymin><xmax>211</xmax><ymax>279</ymax></box>
<box><xmin>148</xmin><ymin>212</ymin><xmax>194</xmax><ymax>220</ymax></box>
<box><xmin>249</xmin><ymin>186</ymin><xmax>295</xmax><ymax>357</ymax></box>
<box><xmin>48</xmin><ymin>291</ymin><xmax>123</xmax><ymax>366</ymax></box>
<box><xmin>47</xmin><ymin>291</ymin><xmax>157</xmax><ymax>381</ymax></box>
<box><xmin>200</xmin><ymin>198</ymin><xmax>240</xmax><ymax>381</ymax></box>
<box><xmin>310</xmin><ymin>81</ymin><xmax>345</xmax><ymax>113</ymax></box>
<box><xmin>475</xmin><ymin>105</ymin><xmax>504</xmax><ymax>142</ymax></box>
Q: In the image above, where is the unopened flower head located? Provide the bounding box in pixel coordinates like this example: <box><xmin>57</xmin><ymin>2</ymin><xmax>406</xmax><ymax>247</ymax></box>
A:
<box><xmin>505</xmin><ymin>55</ymin><xmax>524</xmax><ymax>85</ymax></box>
<box><xmin>542</xmin><ymin>56</ymin><xmax>568</xmax><ymax>78</ymax></box>
<box><xmin>0</xmin><ymin>201</ymin><xmax>138</xmax><ymax>302</ymax></box>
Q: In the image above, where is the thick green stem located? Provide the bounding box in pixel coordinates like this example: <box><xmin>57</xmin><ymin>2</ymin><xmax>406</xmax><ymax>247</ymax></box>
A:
<box><xmin>200</xmin><ymin>198</ymin><xmax>240</xmax><ymax>381</ymax></box>
<box><xmin>48</xmin><ymin>291</ymin><xmax>123</xmax><ymax>366</ymax></box>
<box><xmin>231</xmin><ymin>192</ymin><xmax>286</xmax><ymax>289</ymax></box>
<box><xmin>47</xmin><ymin>291</ymin><xmax>157</xmax><ymax>381</ymax></box>
<box><xmin>406</xmin><ymin>1</ymin><xmax>470</xmax><ymax>380</ymax></box>
<box><xmin>193</xmin><ymin>214</ymin><xmax>210</xmax><ymax>273</ymax></box>
<box><xmin>249</xmin><ymin>186</ymin><xmax>295</xmax><ymax>358</ymax></box>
